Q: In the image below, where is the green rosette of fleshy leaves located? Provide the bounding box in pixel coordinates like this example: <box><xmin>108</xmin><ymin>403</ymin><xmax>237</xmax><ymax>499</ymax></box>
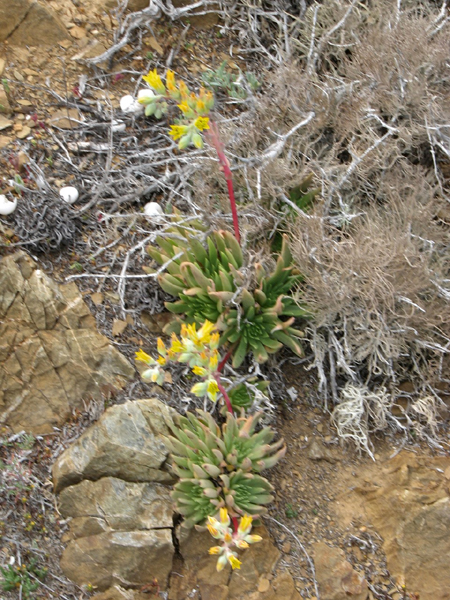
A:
<box><xmin>146</xmin><ymin>219</ymin><xmax>309</xmax><ymax>368</ymax></box>
<box><xmin>166</xmin><ymin>410</ymin><xmax>285</xmax><ymax>527</ymax></box>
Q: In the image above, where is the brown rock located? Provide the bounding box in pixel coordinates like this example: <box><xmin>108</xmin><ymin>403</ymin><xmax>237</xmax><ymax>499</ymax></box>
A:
<box><xmin>356</xmin><ymin>452</ymin><xmax>450</xmax><ymax>600</ymax></box>
<box><xmin>70</xmin><ymin>25</ymin><xmax>87</xmax><ymax>39</ymax></box>
<box><xmin>8</xmin><ymin>1</ymin><xmax>69</xmax><ymax>46</ymax></box>
<box><xmin>16</xmin><ymin>126</ymin><xmax>31</xmax><ymax>139</ymax></box>
<box><xmin>0</xmin><ymin>114</ymin><xmax>12</xmax><ymax>130</ymax></box>
<box><xmin>313</xmin><ymin>542</ymin><xmax>368</xmax><ymax>600</ymax></box>
<box><xmin>0</xmin><ymin>0</ymin><xmax>30</xmax><ymax>43</ymax></box>
<box><xmin>52</xmin><ymin>398</ymin><xmax>175</xmax><ymax>493</ymax></box>
<box><xmin>0</xmin><ymin>135</ymin><xmax>11</xmax><ymax>148</ymax></box>
<box><xmin>0</xmin><ymin>252</ymin><xmax>134</xmax><ymax>435</ymax></box>
<box><xmin>272</xmin><ymin>572</ymin><xmax>297</xmax><ymax>599</ymax></box>
<box><xmin>91</xmin><ymin>587</ymin><xmax>151</xmax><ymax>600</ymax></box>
<box><xmin>49</xmin><ymin>108</ymin><xmax>82</xmax><ymax>129</ymax></box>
<box><xmin>0</xmin><ymin>88</ymin><xmax>11</xmax><ymax>115</ymax></box>
<box><xmin>308</xmin><ymin>438</ymin><xmax>338</xmax><ymax>463</ymax></box>
<box><xmin>91</xmin><ymin>587</ymin><xmax>135</xmax><ymax>600</ymax></box>
<box><xmin>227</xmin><ymin>526</ymin><xmax>281</xmax><ymax>598</ymax></box>
<box><xmin>60</xmin><ymin>529</ymin><xmax>173</xmax><ymax>591</ymax></box>
<box><xmin>58</xmin><ymin>477</ymin><xmax>173</xmax><ymax>536</ymax></box>
<box><xmin>198</xmin><ymin>583</ymin><xmax>229</xmax><ymax>600</ymax></box>
<box><xmin>112</xmin><ymin>319</ymin><xmax>128</xmax><ymax>336</ymax></box>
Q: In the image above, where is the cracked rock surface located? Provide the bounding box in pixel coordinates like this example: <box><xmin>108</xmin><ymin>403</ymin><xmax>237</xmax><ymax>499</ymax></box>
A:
<box><xmin>0</xmin><ymin>0</ymin><xmax>69</xmax><ymax>45</ymax></box>
<box><xmin>54</xmin><ymin>398</ymin><xmax>176</xmax><ymax>592</ymax></box>
<box><xmin>0</xmin><ymin>251</ymin><xmax>134</xmax><ymax>434</ymax></box>
<box><xmin>53</xmin><ymin>398</ymin><xmax>302</xmax><ymax>599</ymax></box>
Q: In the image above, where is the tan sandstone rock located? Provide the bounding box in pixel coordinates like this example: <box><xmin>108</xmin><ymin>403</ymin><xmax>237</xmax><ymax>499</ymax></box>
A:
<box><xmin>52</xmin><ymin>398</ymin><xmax>175</xmax><ymax>493</ymax></box>
<box><xmin>60</xmin><ymin>529</ymin><xmax>173</xmax><ymax>591</ymax></box>
<box><xmin>0</xmin><ymin>252</ymin><xmax>134</xmax><ymax>435</ymax></box>
<box><xmin>0</xmin><ymin>0</ymin><xmax>69</xmax><ymax>46</ymax></box>
<box><xmin>355</xmin><ymin>452</ymin><xmax>450</xmax><ymax>600</ymax></box>
<box><xmin>0</xmin><ymin>0</ymin><xmax>30</xmax><ymax>43</ymax></box>
<box><xmin>313</xmin><ymin>542</ymin><xmax>368</xmax><ymax>600</ymax></box>
<box><xmin>58</xmin><ymin>477</ymin><xmax>173</xmax><ymax>537</ymax></box>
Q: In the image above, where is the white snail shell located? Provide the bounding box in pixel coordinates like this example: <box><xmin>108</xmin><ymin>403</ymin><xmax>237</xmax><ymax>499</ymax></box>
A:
<box><xmin>137</xmin><ymin>89</ymin><xmax>155</xmax><ymax>103</ymax></box>
<box><xmin>0</xmin><ymin>194</ymin><xmax>17</xmax><ymax>215</ymax></box>
<box><xmin>144</xmin><ymin>202</ymin><xmax>164</xmax><ymax>223</ymax></box>
<box><xmin>59</xmin><ymin>186</ymin><xmax>79</xmax><ymax>204</ymax></box>
<box><xmin>120</xmin><ymin>94</ymin><xmax>144</xmax><ymax>115</ymax></box>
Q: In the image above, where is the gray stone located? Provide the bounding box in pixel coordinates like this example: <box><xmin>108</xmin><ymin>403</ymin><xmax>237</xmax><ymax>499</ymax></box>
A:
<box><xmin>52</xmin><ymin>398</ymin><xmax>175</xmax><ymax>493</ymax></box>
<box><xmin>0</xmin><ymin>252</ymin><xmax>134</xmax><ymax>435</ymax></box>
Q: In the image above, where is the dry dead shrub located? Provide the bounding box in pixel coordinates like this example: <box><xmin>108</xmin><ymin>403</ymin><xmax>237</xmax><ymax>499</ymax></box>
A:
<box><xmin>187</xmin><ymin>0</ymin><xmax>450</xmax><ymax>443</ymax></box>
<box><xmin>291</xmin><ymin>170</ymin><xmax>449</xmax><ymax>391</ymax></box>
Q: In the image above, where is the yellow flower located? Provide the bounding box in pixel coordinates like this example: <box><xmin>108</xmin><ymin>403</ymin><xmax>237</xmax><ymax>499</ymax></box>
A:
<box><xmin>209</xmin><ymin>350</ymin><xmax>218</xmax><ymax>371</ymax></box>
<box><xmin>157</xmin><ymin>356</ymin><xmax>166</xmax><ymax>366</ymax></box>
<box><xmin>208</xmin><ymin>546</ymin><xmax>221</xmax><ymax>555</ymax></box>
<box><xmin>169</xmin><ymin>124</ymin><xmax>188</xmax><ymax>141</ymax></box>
<box><xmin>170</xmin><ymin>334</ymin><xmax>184</xmax><ymax>353</ymax></box>
<box><xmin>246</xmin><ymin>534</ymin><xmax>263</xmax><ymax>544</ymax></box>
<box><xmin>198</xmin><ymin>319</ymin><xmax>215</xmax><ymax>340</ymax></box>
<box><xmin>157</xmin><ymin>338</ymin><xmax>166</xmax><ymax>356</ymax></box>
<box><xmin>178</xmin><ymin>80</ymin><xmax>189</xmax><ymax>99</ymax></box>
<box><xmin>235</xmin><ymin>540</ymin><xmax>249</xmax><ymax>549</ymax></box>
<box><xmin>186</xmin><ymin>322</ymin><xmax>198</xmax><ymax>338</ymax></box>
<box><xmin>210</xmin><ymin>332</ymin><xmax>220</xmax><ymax>351</ymax></box>
<box><xmin>207</xmin><ymin>522</ymin><xmax>219</xmax><ymax>538</ymax></box>
<box><xmin>228</xmin><ymin>555</ymin><xmax>242</xmax><ymax>570</ymax></box>
<box><xmin>135</xmin><ymin>349</ymin><xmax>151</xmax><ymax>363</ymax></box>
<box><xmin>166</xmin><ymin>70</ymin><xmax>177</xmax><ymax>92</ymax></box>
<box><xmin>238</xmin><ymin>515</ymin><xmax>253</xmax><ymax>535</ymax></box>
<box><xmin>216</xmin><ymin>555</ymin><xmax>228</xmax><ymax>571</ymax></box>
<box><xmin>178</xmin><ymin>101</ymin><xmax>191</xmax><ymax>115</ymax></box>
<box><xmin>192</xmin><ymin>365</ymin><xmax>207</xmax><ymax>376</ymax></box>
<box><xmin>219</xmin><ymin>507</ymin><xmax>229</xmax><ymax>525</ymax></box>
<box><xmin>143</xmin><ymin>69</ymin><xmax>166</xmax><ymax>95</ymax></box>
<box><xmin>223</xmin><ymin>531</ymin><xmax>232</xmax><ymax>543</ymax></box>
<box><xmin>194</xmin><ymin>116</ymin><xmax>210</xmax><ymax>131</ymax></box>
<box><xmin>207</xmin><ymin>379</ymin><xmax>219</xmax><ymax>402</ymax></box>
<box><xmin>191</xmin><ymin>381</ymin><xmax>208</xmax><ymax>397</ymax></box>
<box><xmin>196</xmin><ymin>99</ymin><xmax>206</xmax><ymax>113</ymax></box>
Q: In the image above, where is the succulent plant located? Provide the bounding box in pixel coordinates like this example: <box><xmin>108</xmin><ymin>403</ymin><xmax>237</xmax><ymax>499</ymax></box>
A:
<box><xmin>147</xmin><ymin>218</ymin><xmax>308</xmax><ymax>367</ymax></box>
<box><xmin>166</xmin><ymin>410</ymin><xmax>285</xmax><ymax>527</ymax></box>
<box><xmin>219</xmin><ymin>470</ymin><xmax>274</xmax><ymax>516</ymax></box>
<box><xmin>227</xmin><ymin>379</ymin><xmax>269</xmax><ymax>411</ymax></box>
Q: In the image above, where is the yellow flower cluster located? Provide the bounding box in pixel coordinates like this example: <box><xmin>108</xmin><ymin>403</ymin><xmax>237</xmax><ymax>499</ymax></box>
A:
<box><xmin>207</xmin><ymin>509</ymin><xmax>262</xmax><ymax>571</ymax></box>
<box><xmin>135</xmin><ymin>320</ymin><xmax>221</xmax><ymax>402</ymax></box>
<box><xmin>139</xmin><ymin>68</ymin><xmax>214</xmax><ymax>149</ymax></box>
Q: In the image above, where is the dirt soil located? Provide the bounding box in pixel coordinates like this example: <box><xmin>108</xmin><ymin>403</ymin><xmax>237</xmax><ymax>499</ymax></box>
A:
<box><xmin>1</xmin><ymin>3</ymin><xmax>450</xmax><ymax>600</ymax></box>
